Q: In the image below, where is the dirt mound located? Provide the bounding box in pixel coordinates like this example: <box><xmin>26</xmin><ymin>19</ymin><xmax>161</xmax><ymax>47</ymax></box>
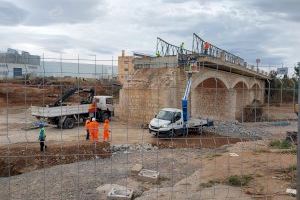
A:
<box><xmin>151</xmin><ymin>133</ymin><xmax>247</xmax><ymax>149</ymax></box>
<box><xmin>0</xmin><ymin>141</ymin><xmax>111</xmax><ymax>177</ymax></box>
<box><xmin>0</xmin><ymin>83</ymin><xmax>58</xmax><ymax>106</ymax></box>
<box><xmin>0</xmin><ymin>76</ymin><xmax>120</xmax><ymax>106</ymax></box>
<box><xmin>243</xmin><ymin>100</ymin><xmax>264</xmax><ymax>122</ymax></box>
<box><xmin>0</xmin><ymin>82</ymin><xmax>109</xmax><ymax>106</ymax></box>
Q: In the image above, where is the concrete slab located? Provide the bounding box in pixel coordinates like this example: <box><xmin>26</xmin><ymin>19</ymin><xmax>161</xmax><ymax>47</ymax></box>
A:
<box><xmin>131</xmin><ymin>164</ymin><xmax>143</xmax><ymax>176</ymax></box>
<box><xmin>137</xmin><ymin>169</ymin><xmax>159</xmax><ymax>183</ymax></box>
<box><xmin>107</xmin><ymin>185</ymin><xmax>134</xmax><ymax>200</ymax></box>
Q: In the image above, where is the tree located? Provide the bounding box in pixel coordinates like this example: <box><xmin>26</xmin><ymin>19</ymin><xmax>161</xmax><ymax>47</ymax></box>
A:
<box><xmin>294</xmin><ymin>62</ymin><xmax>300</xmax><ymax>77</ymax></box>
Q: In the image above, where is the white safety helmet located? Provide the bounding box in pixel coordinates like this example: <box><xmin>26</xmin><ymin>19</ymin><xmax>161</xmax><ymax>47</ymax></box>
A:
<box><xmin>92</xmin><ymin>118</ymin><xmax>96</xmax><ymax>121</ymax></box>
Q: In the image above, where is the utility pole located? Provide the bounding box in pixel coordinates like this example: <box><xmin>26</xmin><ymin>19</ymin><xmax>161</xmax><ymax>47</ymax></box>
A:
<box><xmin>256</xmin><ymin>58</ymin><xmax>260</xmax><ymax>72</ymax></box>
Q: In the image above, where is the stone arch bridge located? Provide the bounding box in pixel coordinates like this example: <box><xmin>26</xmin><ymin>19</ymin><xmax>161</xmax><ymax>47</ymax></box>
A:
<box><xmin>116</xmin><ymin>55</ymin><xmax>269</xmax><ymax>124</ymax></box>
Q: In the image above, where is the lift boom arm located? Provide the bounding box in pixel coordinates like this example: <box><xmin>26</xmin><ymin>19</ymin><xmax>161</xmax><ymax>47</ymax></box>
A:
<box><xmin>182</xmin><ymin>72</ymin><xmax>192</xmax><ymax>124</ymax></box>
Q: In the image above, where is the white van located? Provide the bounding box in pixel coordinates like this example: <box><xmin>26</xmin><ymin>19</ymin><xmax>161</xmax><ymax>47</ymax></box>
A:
<box><xmin>148</xmin><ymin>108</ymin><xmax>212</xmax><ymax>137</ymax></box>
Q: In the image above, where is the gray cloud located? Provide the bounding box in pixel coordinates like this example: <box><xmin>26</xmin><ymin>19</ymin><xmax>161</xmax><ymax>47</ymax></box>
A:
<box><xmin>11</xmin><ymin>0</ymin><xmax>105</xmax><ymax>25</ymax></box>
<box><xmin>245</xmin><ymin>0</ymin><xmax>300</xmax><ymax>22</ymax></box>
<box><xmin>0</xmin><ymin>1</ymin><xmax>27</xmax><ymax>25</ymax></box>
<box><xmin>0</xmin><ymin>0</ymin><xmax>298</xmax><ymax>67</ymax></box>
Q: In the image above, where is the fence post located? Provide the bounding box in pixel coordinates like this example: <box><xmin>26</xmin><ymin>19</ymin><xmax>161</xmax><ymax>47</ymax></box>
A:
<box><xmin>297</xmin><ymin>74</ymin><xmax>300</xmax><ymax>200</ymax></box>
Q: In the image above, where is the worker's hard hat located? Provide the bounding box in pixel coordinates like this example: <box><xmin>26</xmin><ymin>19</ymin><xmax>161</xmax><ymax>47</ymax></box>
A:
<box><xmin>92</xmin><ymin>118</ymin><xmax>96</xmax><ymax>121</ymax></box>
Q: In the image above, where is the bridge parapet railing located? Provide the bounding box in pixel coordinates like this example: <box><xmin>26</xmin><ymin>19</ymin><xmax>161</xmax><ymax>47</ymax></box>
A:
<box><xmin>156</xmin><ymin>37</ymin><xmax>193</xmax><ymax>56</ymax></box>
<box><xmin>155</xmin><ymin>35</ymin><xmax>269</xmax><ymax>77</ymax></box>
<box><xmin>192</xmin><ymin>33</ymin><xmax>244</xmax><ymax>66</ymax></box>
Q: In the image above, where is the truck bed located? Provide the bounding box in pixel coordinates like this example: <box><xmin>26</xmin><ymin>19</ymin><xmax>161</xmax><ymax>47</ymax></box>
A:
<box><xmin>31</xmin><ymin>104</ymin><xmax>90</xmax><ymax>118</ymax></box>
<box><xmin>187</xmin><ymin>118</ymin><xmax>210</xmax><ymax>128</ymax></box>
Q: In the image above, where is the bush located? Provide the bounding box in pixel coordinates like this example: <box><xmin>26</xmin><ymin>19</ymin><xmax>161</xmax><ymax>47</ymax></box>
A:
<box><xmin>288</xmin><ymin>164</ymin><xmax>297</xmax><ymax>172</ymax></box>
<box><xmin>227</xmin><ymin>175</ymin><xmax>253</xmax><ymax>186</ymax></box>
<box><xmin>269</xmin><ymin>140</ymin><xmax>292</xmax><ymax>149</ymax></box>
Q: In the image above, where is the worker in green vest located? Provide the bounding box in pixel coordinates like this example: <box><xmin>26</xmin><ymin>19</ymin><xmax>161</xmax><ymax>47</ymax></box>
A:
<box><xmin>38</xmin><ymin>123</ymin><xmax>47</xmax><ymax>152</ymax></box>
<box><xmin>156</xmin><ymin>51</ymin><xmax>161</xmax><ymax>57</ymax></box>
<box><xmin>180</xmin><ymin>42</ymin><xmax>184</xmax><ymax>54</ymax></box>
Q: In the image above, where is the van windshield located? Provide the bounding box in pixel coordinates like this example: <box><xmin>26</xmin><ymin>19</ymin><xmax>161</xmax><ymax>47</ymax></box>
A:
<box><xmin>156</xmin><ymin>110</ymin><xmax>174</xmax><ymax>121</ymax></box>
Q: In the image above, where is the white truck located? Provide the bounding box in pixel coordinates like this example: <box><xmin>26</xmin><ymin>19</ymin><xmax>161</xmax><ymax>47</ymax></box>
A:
<box><xmin>31</xmin><ymin>87</ymin><xmax>114</xmax><ymax>129</ymax></box>
<box><xmin>149</xmin><ymin>108</ymin><xmax>213</xmax><ymax>137</ymax></box>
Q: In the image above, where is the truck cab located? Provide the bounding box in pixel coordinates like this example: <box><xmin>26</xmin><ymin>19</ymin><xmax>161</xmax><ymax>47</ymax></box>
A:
<box><xmin>94</xmin><ymin>96</ymin><xmax>114</xmax><ymax>112</ymax></box>
<box><xmin>149</xmin><ymin>108</ymin><xmax>183</xmax><ymax>137</ymax></box>
<box><xmin>93</xmin><ymin>96</ymin><xmax>114</xmax><ymax>121</ymax></box>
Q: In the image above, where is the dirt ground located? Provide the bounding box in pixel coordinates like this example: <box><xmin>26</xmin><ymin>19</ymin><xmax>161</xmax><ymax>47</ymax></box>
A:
<box><xmin>0</xmin><ymin>103</ymin><xmax>298</xmax><ymax>199</ymax></box>
<box><xmin>0</xmin><ymin>77</ymin><xmax>119</xmax><ymax>107</ymax></box>
<box><xmin>0</xmin><ymin>141</ymin><xmax>111</xmax><ymax>177</ymax></box>
<box><xmin>0</xmin><ymin>140</ymin><xmax>296</xmax><ymax>200</ymax></box>
<box><xmin>0</xmin><ymin>107</ymin><xmax>155</xmax><ymax>146</ymax></box>
<box><xmin>0</xmin><ymin>105</ymin><xmax>297</xmax><ymax>146</ymax></box>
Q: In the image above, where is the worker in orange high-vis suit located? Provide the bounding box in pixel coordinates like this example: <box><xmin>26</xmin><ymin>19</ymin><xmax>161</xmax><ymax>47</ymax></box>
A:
<box><xmin>85</xmin><ymin>118</ymin><xmax>91</xmax><ymax>140</ymax></box>
<box><xmin>103</xmin><ymin>119</ymin><xmax>110</xmax><ymax>142</ymax></box>
<box><xmin>88</xmin><ymin>100</ymin><xmax>97</xmax><ymax>118</ymax></box>
<box><xmin>204</xmin><ymin>41</ymin><xmax>210</xmax><ymax>55</ymax></box>
<box><xmin>88</xmin><ymin>118</ymin><xmax>100</xmax><ymax>143</ymax></box>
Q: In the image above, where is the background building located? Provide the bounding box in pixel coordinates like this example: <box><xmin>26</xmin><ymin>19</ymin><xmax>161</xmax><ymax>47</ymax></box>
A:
<box><xmin>118</xmin><ymin>50</ymin><xmax>134</xmax><ymax>84</ymax></box>
<box><xmin>0</xmin><ymin>48</ymin><xmax>40</xmax><ymax>79</ymax></box>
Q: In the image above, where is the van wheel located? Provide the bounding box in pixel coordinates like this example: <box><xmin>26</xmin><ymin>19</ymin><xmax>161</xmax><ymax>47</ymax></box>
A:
<box><xmin>197</xmin><ymin>126</ymin><xmax>203</xmax><ymax>134</ymax></box>
<box><xmin>63</xmin><ymin>118</ymin><xmax>75</xmax><ymax>129</ymax></box>
<box><xmin>168</xmin><ymin>129</ymin><xmax>175</xmax><ymax>138</ymax></box>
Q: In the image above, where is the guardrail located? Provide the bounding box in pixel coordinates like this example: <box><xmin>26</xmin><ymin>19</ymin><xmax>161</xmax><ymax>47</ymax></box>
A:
<box><xmin>156</xmin><ymin>37</ymin><xmax>193</xmax><ymax>56</ymax></box>
<box><xmin>154</xmin><ymin>35</ymin><xmax>269</xmax><ymax>77</ymax></box>
<box><xmin>192</xmin><ymin>33</ymin><xmax>245</xmax><ymax>65</ymax></box>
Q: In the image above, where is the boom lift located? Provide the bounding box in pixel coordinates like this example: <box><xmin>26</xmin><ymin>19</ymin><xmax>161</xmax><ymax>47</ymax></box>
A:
<box><xmin>148</xmin><ymin>55</ymin><xmax>213</xmax><ymax>137</ymax></box>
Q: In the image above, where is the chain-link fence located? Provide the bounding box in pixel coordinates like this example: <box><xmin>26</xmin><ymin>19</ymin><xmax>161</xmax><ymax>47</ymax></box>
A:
<box><xmin>0</xmin><ymin>54</ymin><xmax>298</xmax><ymax>199</ymax></box>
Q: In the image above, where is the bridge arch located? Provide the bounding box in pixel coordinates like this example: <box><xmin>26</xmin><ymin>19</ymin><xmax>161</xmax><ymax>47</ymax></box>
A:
<box><xmin>231</xmin><ymin>77</ymin><xmax>250</xmax><ymax>89</ymax></box>
<box><xmin>249</xmin><ymin>79</ymin><xmax>264</xmax><ymax>90</ymax></box>
<box><xmin>249</xmin><ymin>82</ymin><xmax>263</xmax><ymax>103</ymax></box>
<box><xmin>191</xmin><ymin>75</ymin><xmax>233</xmax><ymax>120</ymax></box>
<box><xmin>192</xmin><ymin>71</ymin><xmax>230</xmax><ymax>90</ymax></box>
<box><xmin>232</xmin><ymin>80</ymin><xmax>250</xmax><ymax>122</ymax></box>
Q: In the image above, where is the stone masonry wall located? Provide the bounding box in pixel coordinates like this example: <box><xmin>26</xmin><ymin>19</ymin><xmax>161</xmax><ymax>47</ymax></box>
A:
<box><xmin>115</xmin><ymin>68</ymin><xmax>185</xmax><ymax>125</ymax></box>
<box><xmin>115</xmin><ymin>66</ymin><xmax>266</xmax><ymax>124</ymax></box>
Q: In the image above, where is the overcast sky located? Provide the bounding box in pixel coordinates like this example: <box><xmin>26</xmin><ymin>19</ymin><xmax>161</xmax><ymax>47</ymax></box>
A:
<box><xmin>0</xmin><ymin>0</ymin><xmax>299</xmax><ymax>67</ymax></box>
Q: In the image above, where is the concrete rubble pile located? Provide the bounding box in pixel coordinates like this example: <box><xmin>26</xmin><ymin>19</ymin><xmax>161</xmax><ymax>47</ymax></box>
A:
<box><xmin>110</xmin><ymin>143</ymin><xmax>158</xmax><ymax>153</ymax></box>
<box><xmin>203</xmin><ymin>121</ymin><xmax>270</xmax><ymax>139</ymax></box>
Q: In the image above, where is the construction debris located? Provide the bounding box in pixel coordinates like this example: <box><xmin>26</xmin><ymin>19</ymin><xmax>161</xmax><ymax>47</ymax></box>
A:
<box><xmin>107</xmin><ymin>185</ymin><xmax>134</xmax><ymax>200</ymax></box>
<box><xmin>110</xmin><ymin>144</ymin><xmax>158</xmax><ymax>153</ymax></box>
<box><xmin>243</xmin><ymin>100</ymin><xmax>263</xmax><ymax>122</ymax></box>
<box><xmin>137</xmin><ymin>169</ymin><xmax>160</xmax><ymax>183</ymax></box>
<box><xmin>286</xmin><ymin>131</ymin><xmax>297</xmax><ymax>144</ymax></box>
<box><xmin>229</xmin><ymin>153</ymin><xmax>239</xmax><ymax>157</ymax></box>
<box><xmin>131</xmin><ymin>164</ymin><xmax>143</xmax><ymax>176</ymax></box>
<box><xmin>286</xmin><ymin>188</ymin><xmax>297</xmax><ymax>196</ymax></box>
<box><xmin>203</xmin><ymin>121</ymin><xmax>268</xmax><ymax>139</ymax></box>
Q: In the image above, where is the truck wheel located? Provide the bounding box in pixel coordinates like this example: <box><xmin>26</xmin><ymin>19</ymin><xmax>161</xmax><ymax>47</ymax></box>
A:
<box><xmin>63</xmin><ymin>118</ymin><xmax>75</xmax><ymax>129</ymax></box>
<box><xmin>102</xmin><ymin>112</ymin><xmax>110</xmax><ymax>122</ymax></box>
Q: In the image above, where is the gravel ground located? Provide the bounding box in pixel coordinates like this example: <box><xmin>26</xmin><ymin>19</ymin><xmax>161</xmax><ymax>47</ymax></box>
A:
<box><xmin>202</xmin><ymin>120</ymin><xmax>296</xmax><ymax>139</ymax></box>
<box><xmin>0</xmin><ymin>148</ymin><xmax>217</xmax><ymax>200</ymax></box>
